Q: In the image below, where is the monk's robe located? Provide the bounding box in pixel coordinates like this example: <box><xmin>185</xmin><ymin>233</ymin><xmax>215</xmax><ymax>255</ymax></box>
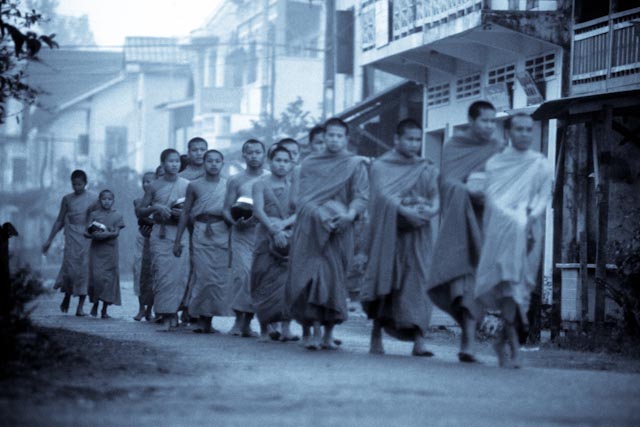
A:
<box><xmin>88</xmin><ymin>209</ymin><xmax>125</xmax><ymax>305</ymax></box>
<box><xmin>250</xmin><ymin>176</ymin><xmax>294</xmax><ymax>324</ymax></box>
<box><xmin>132</xmin><ymin>198</ymin><xmax>154</xmax><ymax>306</ymax></box>
<box><xmin>229</xmin><ymin>173</ymin><xmax>264</xmax><ymax>314</ymax></box>
<box><xmin>53</xmin><ymin>190</ymin><xmax>98</xmax><ymax>296</ymax></box>
<box><xmin>188</xmin><ymin>178</ymin><xmax>231</xmax><ymax>317</ymax></box>
<box><xmin>149</xmin><ymin>177</ymin><xmax>190</xmax><ymax>314</ymax></box>
<box><xmin>475</xmin><ymin>147</ymin><xmax>553</xmax><ymax>325</ymax></box>
<box><xmin>179</xmin><ymin>166</ymin><xmax>204</xmax><ymax>310</ymax></box>
<box><xmin>286</xmin><ymin>151</ymin><xmax>369</xmax><ymax>325</ymax></box>
<box><xmin>361</xmin><ymin>150</ymin><xmax>439</xmax><ymax>340</ymax></box>
<box><xmin>427</xmin><ymin>134</ymin><xmax>503</xmax><ymax>323</ymax></box>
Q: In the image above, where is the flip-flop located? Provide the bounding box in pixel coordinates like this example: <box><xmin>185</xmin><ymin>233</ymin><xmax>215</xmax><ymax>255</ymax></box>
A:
<box><xmin>458</xmin><ymin>352</ymin><xmax>480</xmax><ymax>363</ymax></box>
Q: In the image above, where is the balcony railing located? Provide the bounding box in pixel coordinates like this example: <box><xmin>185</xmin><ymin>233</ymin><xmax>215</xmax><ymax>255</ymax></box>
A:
<box><xmin>360</xmin><ymin>0</ymin><xmax>559</xmax><ymax>51</ymax></box>
<box><xmin>571</xmin><ymin>7</ymin><xmax>640</xmax><ymax>88</ymax></box>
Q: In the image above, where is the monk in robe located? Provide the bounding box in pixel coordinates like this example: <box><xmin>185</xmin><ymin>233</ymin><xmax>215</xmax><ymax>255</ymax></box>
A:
<box><xmin>133</xmin><ymin>172</ymin><xmax>156</xmax><ymax>321</ymax></box>
<box><xmin>361</xmin><ymin>119</ymin><xmax>440</xmax><ymax>356</ymax></box>
<box><xmin>138</xmin><ymin>149</ymin><xmax>190</xmax><ymax>331</ymax></box>
<box><xmin>43</xmin><ymin>169</ymin><xmax>98</xmax><ymax>316</ymax></box>
<box><xmin>286</xmin><ymin>117</ymin><xmax>369</xmax><ymax>350</ymax></box>
<box><xmin>174</xmin><ymin>150</ymin><xmax>230</xmax><ymax>334</ymax></box>
<box><xmin>250</xmin><ymin>146</ymin><xmax>299</xmax><ymax>342</ymax></box>
<box><xmin>178</xmin><ymin>137</ymin><xmax>208</xmax><ymax>323</ymax></box>
<box><xmin>86</xmin><ymin>189</ymin><xmax>125</xmax><ymax>319</ymax></box>
<box><xmin>223</xmin><ymin>139</ymin><xmax>268</xmax><ymax>337</ymax></box>
<box><xmin>309</xmin><ymin>125</ymin><xmax>325</xmax><ymax>154</ymax></box>
<box><xmin>475</xmin><ymin>113</ymin><xmax>553</xmax><ymax>368</ymax></box>
<box><xmin>428</xmin><ymin>100</ymin><xmax>504</xmax><ymax>363</ymax></box>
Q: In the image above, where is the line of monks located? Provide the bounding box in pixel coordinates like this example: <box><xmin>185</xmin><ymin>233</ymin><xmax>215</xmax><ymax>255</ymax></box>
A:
<box><xmin>43</xmin><ymin>100</ymin><xmax>553</xmax><ymax>368</ymax></box>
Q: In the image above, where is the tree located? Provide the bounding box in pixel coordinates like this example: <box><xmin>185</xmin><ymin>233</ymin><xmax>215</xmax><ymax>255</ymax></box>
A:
<box><xmin>26</xmin><ymin>0</ymin><xmax>95</xmax><ymax>46</ymax></box>
<box><xmin>238</xmin><ymin>97</ymin><xmax>317</xmax><ymax>145</ymax></box>
<box><xmin>0</xmin><ymin>0</ymin><xmax>58</xmax><ymax>123</ymax></box>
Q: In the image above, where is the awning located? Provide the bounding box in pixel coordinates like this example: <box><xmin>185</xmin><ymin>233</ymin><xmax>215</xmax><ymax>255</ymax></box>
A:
<box><xmin>532</xmin><ymin>89</ymin><xmax>640</xmax><ymax>122</ymax></box>
<box><xmin>336</xmin><ymin>80</ymin><xmax>418</xmax><ymax>126</ymax></box>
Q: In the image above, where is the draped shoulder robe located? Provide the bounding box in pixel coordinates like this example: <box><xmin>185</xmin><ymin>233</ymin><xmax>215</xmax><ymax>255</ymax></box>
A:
<box><xmin>250</xmin><ymin>175</ymin><xmax>294</xmax><ymax>324</ymax></box>
<box><xmin>54</xmin><ymin>190</ymin><xmax>98</xmax><ymax>296</ymax></box>
<box><xmin>149</xmin><ymin>177</ymin><xmax>190</xmax><ymax>314</ymax></box>
<box><xmin>286</xmin><ymin>151</ymin><xmax>369</xmax><ymax>325</ymax></box>
<box><xmin>188</xmin><ymin>178</ymin><xmax>231</xmax><ymax>317</ymax></box>
<box><xmin>427</xmin><ymin>134</ymin><xmax>503</xmax><ymax>322</ymax></box>
<box><xmin>361</xmin><ymin>150</ymin><xmax>439</xmax><ymax>340</ymax></box>
<box><xmin>88</xmin><ymin>209</ymin><xmax>125</xmax><ymax>305</ymax></box>
<box><xmin>475</xmin><ymin>147</ymin><xmax>553</xmax><ymax>324</ymax></box>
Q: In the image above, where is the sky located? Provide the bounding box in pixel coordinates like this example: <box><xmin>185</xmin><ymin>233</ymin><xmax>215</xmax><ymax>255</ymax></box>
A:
<box><xmin>57</xmin><ymin>0</ymin><xmax>222</xmax><ymax>46</ymax></box>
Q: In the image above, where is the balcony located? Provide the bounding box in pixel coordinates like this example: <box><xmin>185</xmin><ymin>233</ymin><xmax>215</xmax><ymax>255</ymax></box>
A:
<box><xmin>360</xmin><ymin>0</ymin><xmax>559</xmax><ymax>52</ymax></box>
<box><xmin>359</xmin><ymin>0</ymin><xmax>562</xmax><ymax>82</ymax></box>
<box><xmin>571</xmin><ymin>7</ymin><xmax>640</xmax><ymax>95</ymax></box>
<box><xmin>200</xmin><ymin>86</ymin><xmax>243</xmax><ymax>114</ymax></box>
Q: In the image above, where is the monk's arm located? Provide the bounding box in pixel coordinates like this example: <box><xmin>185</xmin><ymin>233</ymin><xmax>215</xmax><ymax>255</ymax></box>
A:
<box><xmin>251</xmin><ymin>181</ymin><xmax>273</xmax><ymax>231</ymax></box>
<box><xmin>347</xmin><ymin>162</ymin><xmax>370</xmax><ymax>220</ymax></box>
<box><xmin>137</xmin><ymin>184</ymin><xmax>157</xmax><ymax>218</ymax></box>
<box><xmin>422</xmin><ymin>168</ymin><xmax>441</xmax><ymax>217</ymax></box>
<box><xmin>175</xmin><ymin>183</ymin><xmax>195</xmax><ymax>244</ymax></box>
<box><xmin>43</xmin><ymin>196</ymin><xmax>68</xmax><ymax>250</ymax></box>
<box><xmin>222</xmin><ymin>177</ymin><xmax>239</xmax><ymax>226</ymax></box>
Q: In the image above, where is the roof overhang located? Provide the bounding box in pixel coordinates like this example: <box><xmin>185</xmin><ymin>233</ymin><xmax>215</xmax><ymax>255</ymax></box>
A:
<box><xmin>363</xmin><ymin>23</ymin><xmax>561</xmax><ymax>82</ymax></box>
<box><xmin>532</xmin><ymin>89</ymin><xmax>640</xmax><ymax>123</ymax></box>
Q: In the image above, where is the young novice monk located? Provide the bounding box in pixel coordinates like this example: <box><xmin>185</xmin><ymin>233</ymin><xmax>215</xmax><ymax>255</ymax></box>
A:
<box><xmin>250</xmin><ymin>146</ymin><xmax>299</xmax><ymax>342</ymax></box>
<box><xmin>133</xmin><ymin>172</ymin><xmax>156</xmax><ymax>321</ymax></box>
<box><xmin>174</xmin><ymin>150</ymin><xmax>230</xmax><ymax>334</ymax></box>
<box><xmin>86</xmin><ymin>189</ymin><xmax>125</xmax><ymax>319</ymax></box>
<box><xmin>43</xmin><ymin>170</ymin><xmax>98</xmax><ymax>317</ymax></box>
<box><xmin>138</xmin><ymin>149</ymin><xmax>190</xmax><ymax>331</ymax></box>
<box><xmin>361</xmin><ymin>119</ymin><xmax>440</xmax><ymax>356</ymax></box>
<box><xmin>223</xmin><ymin>139</ymin><xmax>268</xmax><ymax>337</ymax></box>
<box><xmin>475</xmin><ymin>113</ymin><xmax>552</xmax><ymax>368</ymax></box>
<box><xmin>428</xmin><ymin>101</ymin><xmax>504</xmax><ymax>363</ymax></box>
<box><xmin>286</xmin><ymin>118</ymin><xmax>369</xmax><ymax>350</ymax></box>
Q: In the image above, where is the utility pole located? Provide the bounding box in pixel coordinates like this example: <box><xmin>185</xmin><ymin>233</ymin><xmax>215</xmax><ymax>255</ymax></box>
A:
<box><xmin>322</xmin><ymin>0</ymin><xmax>335</xmax><ymax>120</ymax></box>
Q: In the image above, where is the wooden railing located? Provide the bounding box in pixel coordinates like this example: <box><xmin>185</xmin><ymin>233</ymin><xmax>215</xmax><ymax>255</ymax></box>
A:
<box><xmin>572</xmin><ymin>7</ymin><xmax>640</xmax><ymax>86</ymax></box>
<box><xmin>360</xmin><ymin>0</ymin><xmax>559</xmax><ymax>51</ymax></box>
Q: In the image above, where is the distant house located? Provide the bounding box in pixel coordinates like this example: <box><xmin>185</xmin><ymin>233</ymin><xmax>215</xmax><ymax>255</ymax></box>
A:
<box><xmin>182</xmin><ymin>0</ymin><xmax>325</xmax><ymax>151</ymax></box>
<box><xmin>0</xmin><ymin>38</ymin><xmax>193</xmax><ymax>270</ymax></box>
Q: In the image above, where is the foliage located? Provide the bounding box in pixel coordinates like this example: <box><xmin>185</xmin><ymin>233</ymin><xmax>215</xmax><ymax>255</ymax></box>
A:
<box><xmin>0</xmin><ymin>266</ymin><xmax>45</xmax><ymax>363</ymax></box>
<box><xmin>26</xmin><ymin>0</ymin><xmax>95</xmax><ymax>46</ymax></box>
<box><xmin>605</xmin><ymin>204</ymin><xmax>640</xmax><ymax>338</ymax></box>
<box><xmin>0</xmin><ymin>0</ymin><xmax>58</xmax><ymax>122</ymax></box>
<box><xmin>238</xmin><ymin>97</ymin><xmax>317</xmax><ymax>146</ymax></box>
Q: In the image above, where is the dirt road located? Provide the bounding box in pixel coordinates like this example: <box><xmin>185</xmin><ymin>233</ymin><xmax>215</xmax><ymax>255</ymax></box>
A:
<box><xmin>4</xmin><ymin>281</ymin><xmax>640</xmax><ymax>427</ymax></box>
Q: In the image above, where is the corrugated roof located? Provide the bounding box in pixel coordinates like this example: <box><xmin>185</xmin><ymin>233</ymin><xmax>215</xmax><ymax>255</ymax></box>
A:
<box><xmin>124</xmin><ymin>37</ymin><xmax>189</xmax><ymax>64</ymax></box>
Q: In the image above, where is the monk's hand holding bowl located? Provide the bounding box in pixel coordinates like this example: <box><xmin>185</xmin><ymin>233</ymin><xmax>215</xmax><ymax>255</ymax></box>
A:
<box><xmin>399</xmin><ymin>205</ymin><xmax>428</xmax><ymax>228</ymax></box>
<box><xmin>332</xmin><ymin>211</ymin><xmax>356</xmax><ymax>234</ymax></box>
<box><xmin>273</xmin><ymin>231</ymin><xmax>289</xmax><ymax>249</ymax></box>
<box><xmin>154</xmin><ymin>204</ymin><xmax>172</xmax><ymax>220</ymax></box>
<box><xmin>269</xmin><ymin>220</ymin><xmax>285</xmax><ymax>235</ymax></box>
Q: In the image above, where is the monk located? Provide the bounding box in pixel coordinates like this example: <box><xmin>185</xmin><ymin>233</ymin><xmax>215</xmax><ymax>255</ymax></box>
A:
<box><xmin>250</xmin><ymin>146</ymin><xmax>299</xmax><ymax>342</ymax></box>
<box><xmin>86</xmin><ymin>189</ymin><xmax>125</xmax><ymax>319</ymax></box>
<box><xmin>428</xmin><ymin>100</ymin><xmax>504</xmax><ymax>362</ymax></box>
<box><xmin>43</xmin><ymin>170</ymin><xmax>98</xmax><ymax>317</ymax></box>
<box><xmin>138</xmin><ymin>149</ymin><xmax>190</xmax><ymax>331</ymax></box>
<box><xmin>286</xmin><ymin>117</ymin><xmax>369</xmax><ymax>350</ymax></box>
<box><xmin>223</xmin><ymin>139</ymin><xmax>268</xmax><ymax>337</ymax></box>
<box><xmin>475</xmin><ymin>113</ymin><xmax>553</xmax><ymax>368</ymax></box>
<box><xmin>361</xmin><ymin>119</ymin><xmax>440</xmax><ymax>356</ymax></box>
<box><xmin>174</xmin><ymin>150</ymin><xmax>230</xmax><ymax>334</ymax></box>
<box><xmin>133</xmin><ymin>172</ymin><xmax>156</xmax><ymax>321</ymax></box>
<box><xmin>309</xmin><ymin>125</ymin><xmax>325</xmax><ymax>154</ymax></box>
<box><xmin>178</xmin><ymin>137</ymin><xmax>208</xmax><ymax>323</ymax></box>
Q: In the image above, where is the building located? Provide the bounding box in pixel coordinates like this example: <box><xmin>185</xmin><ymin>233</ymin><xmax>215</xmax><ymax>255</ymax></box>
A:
<box><xmin>0</xmin><ymin>38</ymin><xmax>192</xmax><ymax>271</ymax></box>
<box><xmin>182</xmin><ymin>0</ymin><xmax>325</xmax><ymax>151</ymax></box>
<box><xmin>533</xmin><ymin>0</ymin><xmax>640</xmax><ymax>329</ymax></box>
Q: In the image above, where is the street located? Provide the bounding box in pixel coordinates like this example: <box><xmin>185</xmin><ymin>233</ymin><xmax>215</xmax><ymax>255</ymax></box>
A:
<box><xmin>3</xmin><ymin>281</ymin><xmax>638</xmax><ymax>427</ymax></box>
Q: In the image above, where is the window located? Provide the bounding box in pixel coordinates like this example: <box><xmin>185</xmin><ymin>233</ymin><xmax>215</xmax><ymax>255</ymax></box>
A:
<box><xmin>488</xmin><ymin>64</ymin><xmax>516</xmax><ymax>85</ymax></box>
<box><xmin>77</xmin><ymin>134</ymin><xmax>89</xmax><ymax>156</ymax></box>
<box><xmin>361</xmin><ymin>5</ymin><xmax>376</xmax><ymax>50</ymax></box>
<box><xmin>427</xmin><ymin>83</ymin><xmax>450</xmax><ymax>106</ymax></box>
<box><xmin>12</xmin><ymin>157</ymin><xmax>27</xmax><ymax>184</ymax></box>
<box><xmin>105</xmin><ymin>127</ymin><xmax>127</xmax><ymax>159</ymax></box>
<box><xmin>526</xmin><ymin>53</ymin><xmax>556</xmax><ymax>81</ymax></box>
<box><xmin>456</xmin><ymin>73</ymin><xmax>481</xmax><ymax>99</ymax></box>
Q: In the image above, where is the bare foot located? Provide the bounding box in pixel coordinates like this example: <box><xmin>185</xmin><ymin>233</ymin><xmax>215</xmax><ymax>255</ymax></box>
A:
<box><xmin>90</xmin><ymin>305</ymin><xmax>98</xmax><ymax>318</ymax></box>
<box><xmin>101</xmin><ymin>313</ymin><xmax>112</xmax><ymax>319</ymax></box>
<box><xmin>321</xmin><ymin>341</ymin><xmax>339</xmax><ymax>351</ymax></box>
<box><xmin>133</xmin><ymin>310</ymin><xmax>145</xmax><ymax>321</ymax></box>
<box><xmin>75</xmin><ymin>311</ymin><xmax>87</xmax><ymax>317</ymax></box>
<box><xmin>305</xmin><ymin>337</ymin><xmax>321</xmax><ymax>351</ymax></box>
<box><xmin>241</xmin><ymin>329</ymin><xmax>259</xmax><ymax>338</ymax></box>
<box><xmin>228</xmin><ymin>323</ymin><xmax>242</xmax><ymax>336</ymax></box>
<box><xmin>59</xmin><ymin>302</ymin><xmax>69</xmax><ymax>314</ymax></box>
<box><xmin>412</xmin><ymin>336</ymin><xmax>434</xmax><ymax>357</ymax></box>
<box><xmin>280</xmin><ymin>334</ymin><xmax>300</xmax><ymax>342</ymax></box>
